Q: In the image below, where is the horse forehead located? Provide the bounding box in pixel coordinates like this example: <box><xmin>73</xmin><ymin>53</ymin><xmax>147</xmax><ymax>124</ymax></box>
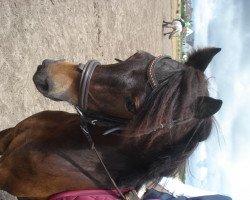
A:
<box><xmin>126</xmin><ymin>51</ymin><xmax>154</xmax><ymax>64</ymax></box>
<box><xmin>154</xmin><ymin>58</ymin><xmax>184</xmax><ymax>75</ymax></box>
<box><xmin>163</xmin><ymin>58</ymin><xmax>183</xmax><ymax>69</ymax></box>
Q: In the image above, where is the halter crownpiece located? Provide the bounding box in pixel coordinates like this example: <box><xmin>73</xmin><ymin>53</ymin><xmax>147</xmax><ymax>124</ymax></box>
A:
<box><xmin>147</xmin><ymin>55</ymin><xmax>172</xmax><ymax>89</ymax></box>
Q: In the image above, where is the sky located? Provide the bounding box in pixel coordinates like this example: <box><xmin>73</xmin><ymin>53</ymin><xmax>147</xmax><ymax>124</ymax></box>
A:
<box><xmin>185</xmin><ymin>1</ymin><xmax>250</xmax><ymax>200</ymax></box>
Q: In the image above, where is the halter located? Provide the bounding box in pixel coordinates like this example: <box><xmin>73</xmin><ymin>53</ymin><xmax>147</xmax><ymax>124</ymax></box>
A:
<box><xmin>75</xmin><ymin>56</ymin><xmax>178</xmax><ymax>200</ymax></box>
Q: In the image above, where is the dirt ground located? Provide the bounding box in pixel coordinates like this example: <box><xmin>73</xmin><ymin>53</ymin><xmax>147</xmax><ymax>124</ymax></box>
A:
<box><xmin>0</xmin><ymin>0</ymin><xmax>173</xmax><ymax>199</ymax></box>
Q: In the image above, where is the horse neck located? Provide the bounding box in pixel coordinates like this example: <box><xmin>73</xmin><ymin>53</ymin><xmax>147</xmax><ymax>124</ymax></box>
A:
<box><xmin>83</xmin><ymin>119</ymin><xmax>195</xmax><ymax>187</ymax></box>
<box><xmin>64</xmin><ymin>121</ymin><xmax>193</xmax><ymax>189</ymax></box>
<box><xmin>120</xmin><ymin>114</ymin><xmax>193</xmax><ymax>181</ymax></box>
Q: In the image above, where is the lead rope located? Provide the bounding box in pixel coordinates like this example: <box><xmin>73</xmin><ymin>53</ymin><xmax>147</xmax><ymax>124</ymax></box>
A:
<box><xmin>75</xmin><ymin>106</ymin><xmax>127</xmax><ymax>200</ymax></box>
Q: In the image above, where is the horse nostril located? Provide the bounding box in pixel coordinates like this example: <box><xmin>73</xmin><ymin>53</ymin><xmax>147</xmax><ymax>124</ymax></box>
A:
<box><xmin>40</xmin><ymin>79</ymin><xmax>49</xmax><ymax>92</ymax></box>
<box><xmin>33</xmin><ymin>72</ymin><xmax>50</xmax><ymax>93</ymax></box>
<box><xmin>37</xmin><ymin>65</ymin><xmax>44</xmax><ymax>72</ymax></box>
<box><xmin>33</xmin><ymin>63</ymin><xmax>51</xmax><ymax>94</ymax></box>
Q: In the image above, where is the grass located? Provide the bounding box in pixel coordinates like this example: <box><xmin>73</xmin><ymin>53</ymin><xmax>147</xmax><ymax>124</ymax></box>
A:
<box><xmin>171</xmin><ymin>0</ymin><xmax>182</xmax><ymax>61</ymax></box>
<box><xmin>172</xmin><ymin>1</ymin><xmax>189</xmax><ymax>182</ymax></box>
<box><xmin>178</xmin><ymin>164</ymin><xmax>186</xmax><ymax>182</ymax></box>
<box><xmin>175</xmin><ymin>0</ymin><xmax>190</xmax><ymax>62</ymax></box>
<box><xmin>181</xmin><ymin>0</ymin><xmax>188</xmax><ymax>20</ymax></box>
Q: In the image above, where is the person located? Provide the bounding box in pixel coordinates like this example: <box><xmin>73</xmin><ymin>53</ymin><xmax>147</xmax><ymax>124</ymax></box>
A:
<box><xmin>162</xmin><ymin>18</ymin><xmax>191</xmax><ymax>39</ymax></box>
<box><xmin>142</xmin><ymin>178</ymin><xmax>232</xmax><ymax>200</ymax></box>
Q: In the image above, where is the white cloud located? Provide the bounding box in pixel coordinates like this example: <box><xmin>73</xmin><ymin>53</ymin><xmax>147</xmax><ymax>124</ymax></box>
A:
<box><xmin>187</xmin><ymin>1</ymin><xmax>250</xmax><ymax>199</ymax></box>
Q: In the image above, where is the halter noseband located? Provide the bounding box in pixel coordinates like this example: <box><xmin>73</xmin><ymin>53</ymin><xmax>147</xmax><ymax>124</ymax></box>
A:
<box><xmin>78</xmin><ymin>60</ymin><xmax>100</xmax><ymax>110</ymax></box>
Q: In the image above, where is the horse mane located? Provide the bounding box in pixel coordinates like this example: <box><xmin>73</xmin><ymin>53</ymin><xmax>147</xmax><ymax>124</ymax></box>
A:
<box><xmin>119</xmin><ymin>64</ymin><xmax>214</xmax><ymax>186</ymax></box>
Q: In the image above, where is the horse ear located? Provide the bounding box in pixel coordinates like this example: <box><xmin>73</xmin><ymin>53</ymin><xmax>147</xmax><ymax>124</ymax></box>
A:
<box><xmin>185</xmin><ymin>47</ymin><xmax>221</xmax><ymax>71</ymax></box>
<box><xmin>192</xmin><ymin>96</ymin><xmax>222</xmax><ymax>119</ymax></box>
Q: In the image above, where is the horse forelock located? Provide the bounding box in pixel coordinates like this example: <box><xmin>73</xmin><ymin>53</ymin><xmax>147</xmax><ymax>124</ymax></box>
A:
<box><xmin>127</xmin><ymin>66</ymin><xmax>208</xmax><ymax>140</ymax></box>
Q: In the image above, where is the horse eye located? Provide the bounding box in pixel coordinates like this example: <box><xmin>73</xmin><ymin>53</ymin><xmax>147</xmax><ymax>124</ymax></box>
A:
<box><xmin>125</xmin><ymin>97</ymin><xmax>137</xmax><ymax>114</ymax></box>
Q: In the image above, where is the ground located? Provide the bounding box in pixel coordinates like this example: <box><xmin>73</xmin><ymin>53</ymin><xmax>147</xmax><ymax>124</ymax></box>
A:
<box><xmin>0</xmin><ymin>0</ymin><xmax>175</xmax><ymax>199</ymax></box>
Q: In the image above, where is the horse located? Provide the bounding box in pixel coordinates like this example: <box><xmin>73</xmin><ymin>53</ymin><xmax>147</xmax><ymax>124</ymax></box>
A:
<box><xmin>162</xmin><ymin>20</ymin><xmax>183</xmax><ymax>39</ymax></box>
<box><xmin>0</xmin><ymin>48</ymin><xmax>222</xmax><ymax>200</ymax></box>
